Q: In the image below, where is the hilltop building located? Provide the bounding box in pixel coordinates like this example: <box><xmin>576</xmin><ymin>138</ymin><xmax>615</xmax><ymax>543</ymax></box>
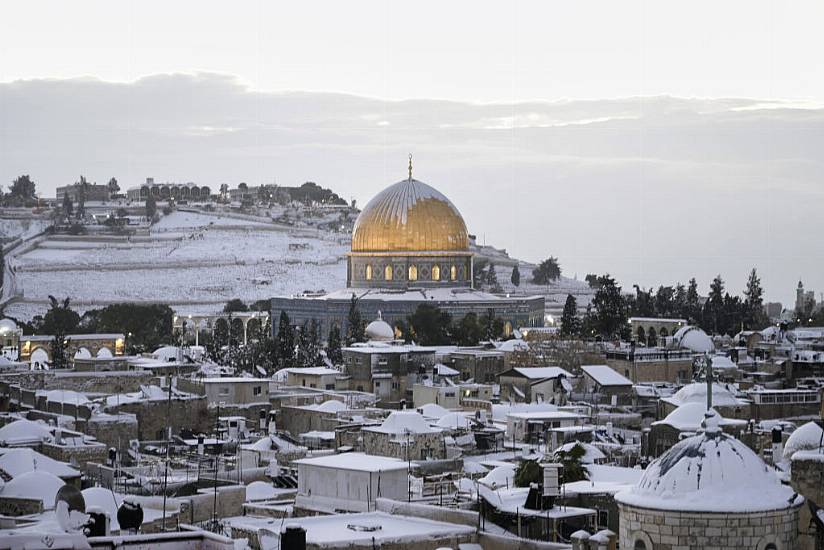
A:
<box><xmin>271</xmin><ymin>161</ymin><xmax>545</xmax><ymax>337</ymax></box>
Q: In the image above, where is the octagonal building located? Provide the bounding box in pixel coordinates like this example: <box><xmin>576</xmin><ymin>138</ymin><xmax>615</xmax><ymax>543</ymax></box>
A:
<box><xmin>615</xmin><ymin>412</ymin><xmax>802</xmax><ymax>550</ymax></box>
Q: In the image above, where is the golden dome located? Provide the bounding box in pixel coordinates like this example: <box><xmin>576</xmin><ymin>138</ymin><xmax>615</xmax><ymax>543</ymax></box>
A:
<box><xmin>351</xmin><ymin>178</ymin><xmax>469</xmax><ymax>253</ymax></box>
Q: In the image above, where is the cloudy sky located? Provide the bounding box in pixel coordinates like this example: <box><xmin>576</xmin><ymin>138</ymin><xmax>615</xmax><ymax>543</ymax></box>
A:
<box><xmin>1</xmin><ymin>0</ymin><xmax>823</xmax><ymax>305</ymax></box>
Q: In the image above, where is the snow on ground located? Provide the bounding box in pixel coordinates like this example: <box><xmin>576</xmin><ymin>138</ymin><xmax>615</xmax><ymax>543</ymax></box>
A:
<box><xmin>6</xmin><ymin>211</ymin><xmax>349</xmax><ymax>319</ymax></box>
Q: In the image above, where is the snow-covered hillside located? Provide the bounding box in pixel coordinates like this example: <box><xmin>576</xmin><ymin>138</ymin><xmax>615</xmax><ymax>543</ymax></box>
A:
<box><xmin>5</xmin><ymin>211</ymin><xmax>349</xmax><ymax>319</ymax></box>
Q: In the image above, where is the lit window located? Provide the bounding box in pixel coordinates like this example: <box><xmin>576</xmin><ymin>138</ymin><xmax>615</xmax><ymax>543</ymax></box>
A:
<box><xmin>385</xmin><ymin>265</ymin><xmax>393</xmax><ymax>280</ymax></box>
<box><xmin>432</xmin><ymin>265</ymin><xmax>440</xmax><ymax>281</ymax></box>
<box><xmin>450</xmin><ymin>265</ymin><xmax>457</xmax><ymax>281</ymax></box>
<box><xmin>365</xmin><ymin>264</ymin><xmax>372</xmax><ymax>280</ymax></box>
<box><xmin>408</xmin><ymin>265</ymin><xmax>418</xmax><ymax>281</ymax></box>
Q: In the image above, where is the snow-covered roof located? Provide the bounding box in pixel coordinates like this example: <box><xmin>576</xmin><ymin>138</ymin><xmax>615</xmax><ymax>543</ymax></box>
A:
<box><xmin>496</xmin><ymin>339</ymin><xmax>529</xmax><ymax>353</ymax></box>
<box><xmin>246</xmin><ymin>481</ymin><xmax>280</xmax><ymax>502</ymax></box>
<box><xmin>554</xmin><ymin>442</ymin><xmax>606</xmax><ymax>464</ymax></box>
<box><xmin>36</xmin><ymin>389</ymin><xmax>90</xmax><ymax>405</ymax></box>
<box><xmin>581</xmin><ymin>365</ymin><xmax>632</xmax><ymax>387</ymax></box>
<box><xmin>2</xmin><ymin>471</ymin><xmax>65</xmax><ymax>508</ymax></box>
<box><xmin>0</xmin><ymin>419</ymin><xmax>53</xmax><ymax>445</ymax></box>
<box><xmin>301</xmin><ymin>400</ymin><xmax>348</xmax><ymax>413</ymax></box>
<box><xmin>365</xmin><ymin>411</ymin><xmax>439</xmax><ymax>435</ymax></box>
<box><xmin>434</xmin><ymin>363</ymin><xmax>460</xmax><ymax>376</ymax></box>
<box><xmin>434</xmin><ymin>412</ymin><xmax>472</xmax><ymax>430</ymax></box>
<box><xmin>294</xmin><ymin>452</ymin><xmax>408</xmax><ymax>472</ymax></box>
<box><xmin>563</xmin><ymin>464</ymin><xmax>642</xmax><ymax>496</ymax></box>
<box><xmin>0</xmin><ymin>448</ymin><xmax>79</xmax><ymax>479</ymax></box>
<box><xmin>673</xmin><ymin>325</ymin><xmax>714</xmax><ymax>353</ymax></box>
<box><xmin>784</xmin><ymin>421</ymin><xmax>824</xmax><ymax>460</ymax></box>
<box><xmin>616</xmin><ymin>414</ymin><xmax>799</xmax><ymax>513</ymax></box>
<box><xmin>478</xmin><ymin>465</ymin><xmax>515</xmax><ymax>489</ymax></box>
<box><xmin>284</xmin><ymin>367</ymin><xmax>339</xmax><ymax>376</ymax></box>
<box><xmin>664</xmin><ymin>382</ymin><xmax>748</xmax><ymax>408</ymax></box>
<box><xmin>417</xmin><ymin>403</ymin><xmax>450</xmax><ymax>419</ymax></box>
<box><xmin>491</xmin><ymin>402</ymin><xmax>558</xmax><ymax>422</ymax></box>
<box><xmin>652</xmin><ymin>402</ymin><xmax>746</xmax><ymax>432</ymax></box>
<box><xmin>507</xmin><ymin>411</ymin><xmax>581</xmax><ymax>421</ymax></box>
<box><xmin>709</xmin><ymin>354</ymin><xmax>738</xmax><ymax>370</ymax></box>
<box><xmin>505</xmin><ymin>367</ymin><xmax>572</xmax><ymax>380</ymax></box>
<box><xmin>257</xmin><ymin>511</ymin><xmax>474</xmax><ymax>547</ymax></box>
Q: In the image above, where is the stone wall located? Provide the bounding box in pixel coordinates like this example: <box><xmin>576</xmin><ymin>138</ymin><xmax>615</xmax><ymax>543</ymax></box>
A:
<box><xmin>362</xmin><ymin>430</ymin><xmax>446</xmax><ymax>460</ymax></box>
<box><xmin>618</xmin><ymin>502</ymin><xmax>800</xmax><ymax>550</ymax></box>
<box><xmin>39</xmin><ymin>441</ymin><xmax>108</xmax><ymax>472</ymax></box>
<box><xmin>0</xmin><ymin>496</ymin><xmax>43</xmax><ymax>517</ymax></box>
<box><xmin>109</xmin><ymin>397</ymin><xmax>210</xmax><ymax>440</ymax></box>
<box><xmin>85</xmin><ymin>414</ymin><xmax>139</xmax><ymax>453</ymax></box>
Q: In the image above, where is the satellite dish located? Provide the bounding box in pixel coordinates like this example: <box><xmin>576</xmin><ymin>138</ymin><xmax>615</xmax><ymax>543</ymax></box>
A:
<box><xmin>117</xmin><ymin>498</ymin><xmax>143</xmax><ymax>533</ymax></box>
<box><xmin>55</xmin><ymin>484</ymin><xmax>87</xmax><ymax>533</ymax></box>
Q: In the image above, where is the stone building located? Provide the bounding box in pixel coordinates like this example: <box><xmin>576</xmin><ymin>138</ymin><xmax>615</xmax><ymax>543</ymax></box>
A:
<box><xmin>616</xmin><ymin>411</ymin><xmax>802</xmax><ymax>550</ymax></box>
<box><xmin>497</xmin><ymin>366</ymin><xmax>572</xmax><ymax>404</ymax></box>
<box><xmin>361</xmin><ymin>410</ymin><xmax>446</xmax><ymax>460</ymax></box>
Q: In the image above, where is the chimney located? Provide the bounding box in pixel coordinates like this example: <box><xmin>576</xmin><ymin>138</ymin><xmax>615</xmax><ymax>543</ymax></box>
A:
<box><xmin>771</xmin><ymin>426</ymin><xmax>783</xmax><ymax>464</ymax></box>
<box><xmin>570</xmin><ymin>530</ymin><xmax>590</xmax><ymax>550</ymax></box>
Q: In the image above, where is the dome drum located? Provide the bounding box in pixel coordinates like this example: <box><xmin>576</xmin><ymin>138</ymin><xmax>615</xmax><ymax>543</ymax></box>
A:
<box><xmin>347</xmin><ymin>253</ymin><xmax>472</xmax><ymax>289</ymax></box>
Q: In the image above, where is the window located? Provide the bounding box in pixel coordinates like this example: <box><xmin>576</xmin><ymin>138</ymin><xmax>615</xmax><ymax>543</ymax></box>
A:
<box><xmin>385</xmin><ymin>265</ymin><xmax>393</xmax><ymax>280</ymax></box>
<box><xmin>365</xmin><ymin>264</ymin><xmax>372</xmax><ymax>280</ymax></box>
<box><xmin>450</xmin><ymin>265</ymin><xmax>457</xmax><ymax>281</ymax></box>
<box><xmin>408</xmin><ymin>264</ymin><xmax>418</xmax><ymax>281</ymax></box>
<box><xmin>326</xmin><ymin>384</ymin><xmax>335</xmax><ymax>390</ymax></box>
<box><xmin>432</xmin><ymin>265</ymin><xmax>440</xmax><ymax>281</ymax></box>
<box><xmin>218</xmin><ymin>387</ymin><xmax>229</xmax><ymax>396</ymax></box>
<box><xmin>634</xmin><ymin>542</ymin><xmax>646</xmax><ymax>550</ymax></box>
<box><xmin>598</xmin><ymin>509</ymin><xmax>609</xmax><ymax>528</ymax></box>
<box><xmin>253</xmin><ymin>386</ymin><xmax>262</xmax><ymax>396</ymax></box>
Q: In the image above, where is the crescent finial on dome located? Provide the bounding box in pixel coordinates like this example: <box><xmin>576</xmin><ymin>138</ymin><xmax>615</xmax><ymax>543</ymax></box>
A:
<box><xmin>408</xmin><ymin>154</ymin><xmax>413</xmax><ymax>181</ymax></box>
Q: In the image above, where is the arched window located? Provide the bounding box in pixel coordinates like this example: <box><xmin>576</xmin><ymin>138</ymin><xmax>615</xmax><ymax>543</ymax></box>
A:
<box><xmin>450</xmin><ymin>265</ymin><xmax>457</xmax><ymax>281</ymax></box>
<box><xmin>408</xmin><ymin>265</ymin><xmax>418</xmax><ymax>281</ymax></box>
<box><xmin>384</xmin><ymin>265</ymin><xmax>393</xmax><ymax>281</ymax></box>
<box><xmin>634</xmin><ymin>542</ymin><xmax>646</xmax><ymax>550</ymax></box>
<box><xmin>432</xmin><ymin>265</ymin><xmax>440</xmax><ymax>281</ymax></box>
<box><xmin>365</xmin><ymin>264</ymin><xmax>372</xmax><ymax>280</ymax></box>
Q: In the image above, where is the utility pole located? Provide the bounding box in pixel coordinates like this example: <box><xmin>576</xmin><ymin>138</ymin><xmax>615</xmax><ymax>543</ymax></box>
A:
<box><xmin>161</xmin><ymin>376</ymin><xmax>173</xmax><ymax>530</ymax></box>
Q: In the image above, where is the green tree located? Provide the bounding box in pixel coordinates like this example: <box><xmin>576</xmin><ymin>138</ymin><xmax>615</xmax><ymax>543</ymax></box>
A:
<box><xmin>345</xmin><ymin>294</ymin><xmax>365</xmax><ymax>344</ymax></box>
<box><xmin>514</xmin><ymin>459</ymin><xmax>542</xmax><ymax>488</ymax></box>
<box><xmin>326</xmin><ymin>324</ymin><xmax>343</xmax><ymax>365</ymax></box>
<box><xmin>685</xmin><ymin>277</ymin><xmax>701</xmax><ymax>323</ymax></box>
<box><xmin>43</xmin><ymin>296</ymin><xmax>77</xmax><ymax>369</ymax></box>
<box><xmin>654</xmin><ymin>285</ymin><xmax>675</xmax><ymax>317</ymax></box>
<box><xmin>408</xmin><ymin>304</ymin><xmax>452</xmax><ymax>345</ymax></box>
<box><xmin>631</xmin><ymin>285</ymin><xmax>655</xmax><ymax>317</ymax></box>
<box><xmin>480</xmin><ymin>309</ymin><xmax>504</xmax><ymax>341</ymax></box>
<box><xmin>79</xmin><ymin>303</ymin><xmax>174</xmax><ymax>354</ymax></box>
<box><xmin>40</xmin><ymin>295</ymin><xmax>80</xmax><ymax>335</ymax></box>
<box><xmin>452</xmin><ymin>312</ymin><xmax>483</xmax><ymax>346</ymax></box>
<box><xmin>485</xmin><ymin>263</ymin><xmax>502</xmax><ymax>292</ymax></box>
<box><xmin>553</xmin><ymin>443</ymin><xmax>590</xmax><ymax>483</ymax></box>
<box><xmin>145</xmin><ymin>194</ymin><xmax>157</xmax><ymax>221</ymax></box>
<box><xmin>61</xmin><ymin>194</ymin><xmax>73</xmax><ymax>220</ymax></box>
<box><xmin>560</xmin><ymin>294</ymin><xmax>580</xmax><ymax>337</ymax></box>
<box><xmin>532</xmin><ymin>256</ymin><xmax>561</xmax><ymax>285</ymax></box>
<box><xmin>472</xmin><ymin>257</ymin><xmax>489</xmax><ymax>289</ymax></box>
<box><xmin>510</xmin><ymin>265</ymin><xmax>521</xmax><ymax>287</ymax></box>
<box><xmin>702</xmin><ymin>274</ymin><xmax>725</xmax><ymax>334</ymax></box>
<box><xmin>673</xmin><ymin>282</ymin><xmax>687</xmax><ymax>318</ymax></box>
<box><xmin>223</xmin><ymin>298</ymin><xmax>249</xmax><ymax>313</ymax></box>
<box><xmin>8</xmin><ymin>175</ymin><xmax>36</xmax><ymax>202</ymax></box>
<box><xmin>743</xmin><ymin>268</ymin><xmax>767</xmax><ymax>329</ymax></box>
<box><xmin>74</xmin><ymin>176</ymin><xmax>90</xmax><ymax>219</ymax></box>
<box><xmin>276</xmin><ymin>311</ymin><xmax>295</xmax><ymax>367</ymax></box>
<box><xmin>591</xmin><ymin>274</ymin><xmax>626</xmax><ymax>339</ymax></box>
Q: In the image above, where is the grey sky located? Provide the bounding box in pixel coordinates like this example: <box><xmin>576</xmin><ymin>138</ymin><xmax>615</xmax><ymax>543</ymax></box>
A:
<box><xmin>1</xmin><ymin>2</ymin><xmax>823</xmax><ymax>305</ymax></box>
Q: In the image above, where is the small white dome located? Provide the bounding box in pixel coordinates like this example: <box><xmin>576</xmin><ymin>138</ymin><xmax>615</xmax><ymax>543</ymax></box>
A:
<box><xmin>783</xmin><ymin>421</ymin><xmax>824</xmax><ymax>460</ymax></box>
<box><xmin>3</xmin><ymin>471</ymin><xmax>65</xmax><ymax>509</ymax></box>
<box><xmin>365</xmin><ymin>312</ymin><xmax>394</xmax><ymax>342</ymax></box>
<box><xmin>0</xmin><ymin>319</ymin><xmax>17</xmax><ymax>333</ymax></box>
<box><xmin>674</xmin><ymin>326</ymin><xmax>714</xmax><ymax>353</ymax></box>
